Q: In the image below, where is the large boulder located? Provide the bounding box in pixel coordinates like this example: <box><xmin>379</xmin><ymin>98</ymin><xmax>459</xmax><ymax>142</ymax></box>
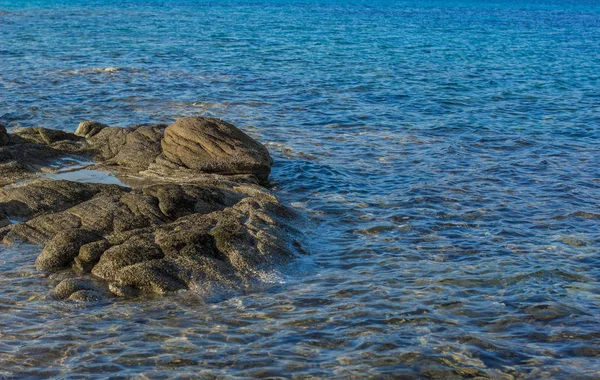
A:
<box><xmin>161</xmin><ymin>117</ymin><xmax>273</xmax><ymax>183</ymax></box>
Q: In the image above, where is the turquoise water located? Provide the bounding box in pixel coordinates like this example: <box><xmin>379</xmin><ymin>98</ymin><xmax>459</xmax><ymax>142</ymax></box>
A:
<box><xmin>1</xmin><ymin>1</ymin><xmax>600</xmax><ymax>378</ymax></box>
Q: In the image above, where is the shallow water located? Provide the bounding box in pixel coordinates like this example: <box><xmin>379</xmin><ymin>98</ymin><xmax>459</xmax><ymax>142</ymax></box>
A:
<box><xmin>1</xmin><ymin>0</ymin><xmax>600</xmax><ymax>378</ymax></box>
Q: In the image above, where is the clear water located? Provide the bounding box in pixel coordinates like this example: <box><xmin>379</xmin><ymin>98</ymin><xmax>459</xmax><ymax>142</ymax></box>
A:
<box><xmin>1</xmin><ymin>1</ymin><xmax>600</xmax><ymax>378</ymax></box>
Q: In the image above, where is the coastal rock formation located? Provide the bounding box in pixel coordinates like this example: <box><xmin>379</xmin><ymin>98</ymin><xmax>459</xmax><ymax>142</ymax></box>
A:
<box><xmin>0</xmin><ymin>118</ymin><xmax>302</xmax><ymax>301</ymax></box>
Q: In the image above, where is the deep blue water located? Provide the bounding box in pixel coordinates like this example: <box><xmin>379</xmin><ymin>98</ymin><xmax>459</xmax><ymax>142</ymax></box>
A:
<box><xmin>1</xmin><ymin>1</ymin><xmax>600</xmax><ymax>378</ymax></box>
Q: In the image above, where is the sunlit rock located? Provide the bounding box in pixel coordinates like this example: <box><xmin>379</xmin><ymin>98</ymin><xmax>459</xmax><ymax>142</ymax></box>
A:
<box><xmin>0</xmin><ymin>116</ymin><xmax>304</xmax><ymax>301</ymax></box>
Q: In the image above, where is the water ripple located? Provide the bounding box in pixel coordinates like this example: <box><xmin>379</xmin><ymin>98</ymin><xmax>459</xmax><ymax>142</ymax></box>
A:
<box><xmin>1</xmin><ymin>0</ymin><xmax>600</xmax><ymax>378</ymax></box>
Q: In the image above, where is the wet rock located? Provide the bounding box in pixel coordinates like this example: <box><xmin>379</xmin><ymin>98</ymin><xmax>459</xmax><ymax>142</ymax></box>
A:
<box><xmin>141</xmin><ymin>183</ymin><xmax>242</xmax><ymax>219</ymax></box>
<box><xmin>162</xmin><ymin>117</ymin><xmax>273</xmax><ymax>183</ymax></box>
<box><xmin>0</xmin><ymin>116</ymin><xmax>303</xmax><ymax>299</ymax></box>
<box><xmin>560</xmin><ymin>236</ymin><xmax>587</xmax><ymax>247</ymax></box>
<box><xmin>0</xmin><ymin>160</ymin><xmax>26</xmax><ymax>182</ymax></box>
<box><xmin>53</xmin><ymin>278</ymin><xmax>106</xmax><ymax>300</ymax></box>
<box><xmin>114</xmin><ymin>259</ymin><xmax>189</xmax><ymax>294</ymax></box>
<box><xmin>0</xmin><ymin>144</ymin><xmax>68</xmax><ymax>183</ymax></box>
<box><xmin>68</xmin><ymin>289</ymin><xmax>104</xmax><ymax>302</ymax></box>
<box><xmin>110</xmin><ymin>125</ymin><xmax>165</xmax><ymax>170</ymax></box>
<box><xmin>36</xmin><ymin>229</ymin><xmax>101</xmax><ymax>270</ymax></box>
<box><xmin>86</xmin><ymin>126</ymin><xmax>129</xmax><ymax>161</ymax></box>
<box><xmin>108</xmin><ymin>282</ymin><xmax>139</xmax><ymax>297</ymax></box>
<box><xmin>70</xmin><ymin>192</ymin><xmax>167</xmax><ymax>234</ymax></box>
<box><xmin>0</xmin><ymin>128</ymin><xmax>86</xmax><ymax>186</ymax></box>
<box><xmin>92</xmin><ymin>234</ymin><xmax>164</xmax><ymax>281</ymax></box>
<box><xmin>75</xmin><ymin>120</ymin><xmax>109</xmax><ymax>138</ymax></box>
<box><xmin>74</xmin><ymin>239</ymin><xmax>111</xmax><ymax>272</ymax></box>
<box><xmin>0</xmin><ymin>123</ymin><xmax>9</xmax><ymax>146</ymax></box>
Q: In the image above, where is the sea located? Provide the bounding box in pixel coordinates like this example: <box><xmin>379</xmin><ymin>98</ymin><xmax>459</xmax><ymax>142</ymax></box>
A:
<box><xmin>1</xmin><ymin>0</ymin><xmax>599</xmax><ymax>378</ymax></box>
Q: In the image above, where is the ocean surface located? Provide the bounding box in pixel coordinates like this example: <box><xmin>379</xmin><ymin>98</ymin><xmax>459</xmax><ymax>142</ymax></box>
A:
<box><xmin>1</xmin><ymin>0</ymin><xmax>600</xmax><ymax>378</ymax></box>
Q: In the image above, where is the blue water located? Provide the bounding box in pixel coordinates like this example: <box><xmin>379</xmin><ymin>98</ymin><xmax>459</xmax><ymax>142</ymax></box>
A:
<box><xmin>1</xmin><ymin>1</ymin><xmax>600</xmax><ymax>378</ymax></box>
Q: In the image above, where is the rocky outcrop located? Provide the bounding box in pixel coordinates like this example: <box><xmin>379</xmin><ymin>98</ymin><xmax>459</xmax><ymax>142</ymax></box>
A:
<box><xmin>0</xmin><ymin>117</ymin><xmax>303</xmax><ymax>301</ymax></box>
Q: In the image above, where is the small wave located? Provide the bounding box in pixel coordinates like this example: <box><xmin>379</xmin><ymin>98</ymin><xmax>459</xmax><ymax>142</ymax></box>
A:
<box><xmin>254</xmin><ymin>269</ymin><xmax>286</xmax><ymax>285</ymax></box>
<box><xmin>264</xmin><ymin>142</ymin><xmax>321</xmax><ymax>161</ymax></box>
<box><xmin>61</xmin><ymin>67</ymin><xmax>128</xmax><ymax>75</ymax></box>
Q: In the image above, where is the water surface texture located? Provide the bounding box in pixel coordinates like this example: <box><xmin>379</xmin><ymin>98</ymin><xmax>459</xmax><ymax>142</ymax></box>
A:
<box><xmin>1</xmin><ymin>0</ymin><xmax>600</xmax><ymax>378</ymax></box>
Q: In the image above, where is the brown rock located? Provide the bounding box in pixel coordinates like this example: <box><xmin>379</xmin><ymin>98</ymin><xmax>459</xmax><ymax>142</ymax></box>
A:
<box><xmin>161</xmin><ymin>117</ymin><xmax>273</xmax><ymax>183</ymax></box>
<box><xmin>0</xmin><ymin>117</ymin><xmax>303</xmax><ymax>300</ymax></box>
<box><xmin>35</xmin><ymin>229</ymin><xmax>101</xmax><ymax>271</ymax></box>
<box><xmin>75</xmin><ymin>120</ymin><xmax>109</xmax><ymax>138</ymax></box>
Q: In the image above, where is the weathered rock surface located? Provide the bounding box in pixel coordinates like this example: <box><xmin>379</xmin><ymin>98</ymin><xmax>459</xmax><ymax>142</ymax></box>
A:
<box><xmin>0</xmin><ymin>117</ymin><xmax>303</xmax><ymax>301</ymax></box>
<box><xmin>75</xmin><ymin>120</ymin><xmax>108</xmax><ymax>139</ymax></box>
<box><xmin>162</xmin><ymin>117</ymin><xmax>273</xmax><ymax>183</ymax></box>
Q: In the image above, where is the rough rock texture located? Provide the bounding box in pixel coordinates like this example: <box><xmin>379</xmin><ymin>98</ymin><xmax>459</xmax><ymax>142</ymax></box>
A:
<box><xmin>0</xmin><ymin>116</ymin><xmax>303</xmax><ymax>301</ymax></box>
<box><xmin>87</xmin><ymin>124</ymin><xmax>168</xmax><ymax>170</ymax></box>
<box><xmin>53</xmin><ymin>278</ymin><xmax>109</xmax><ymax>301</ymax></box>
<box><xmin>162</xmin><ymin>117</ymin><xmax>273</xmax><ymax>183</ymax></box>
<box><xmin>75</xmin><ymin>120</ymin><xmax>108</xmax><ymax>138</ymax></box>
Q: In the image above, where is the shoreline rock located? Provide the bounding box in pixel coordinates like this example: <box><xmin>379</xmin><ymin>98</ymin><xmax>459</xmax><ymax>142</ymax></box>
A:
<box><xmin>0</xmin><ymin>117</ymin><xmax>304</xmax><ymax>301</ymax></box>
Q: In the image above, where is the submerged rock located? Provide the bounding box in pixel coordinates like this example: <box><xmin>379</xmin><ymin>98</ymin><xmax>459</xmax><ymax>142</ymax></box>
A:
<box><xmin>53</xmin><ymin>277</ymin><xmax>108</xmax><ymax>300</ymax></box>
<box><xmin>0</xmin><ymin>117</ymin><xmax>304</xmax><ymax>301</ymax></box>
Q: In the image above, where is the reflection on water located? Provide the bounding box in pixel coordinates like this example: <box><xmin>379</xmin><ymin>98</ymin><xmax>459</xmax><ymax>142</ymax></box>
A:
<box><xmin>1</xmin><ymin>0</ymin><xmax>600</xmax><ymax>378</ymax></box>
<box><xmin>45</xmin><ymin>169</ymin><xmax>129</xmax><ymax>188</ymax></box>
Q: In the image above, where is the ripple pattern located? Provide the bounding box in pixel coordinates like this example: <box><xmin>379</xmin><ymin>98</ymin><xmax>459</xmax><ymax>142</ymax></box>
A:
<box><xmin>1</xmin><ymin>0</ymin><xmax>600</xmax><ymax>378</ymax></box>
